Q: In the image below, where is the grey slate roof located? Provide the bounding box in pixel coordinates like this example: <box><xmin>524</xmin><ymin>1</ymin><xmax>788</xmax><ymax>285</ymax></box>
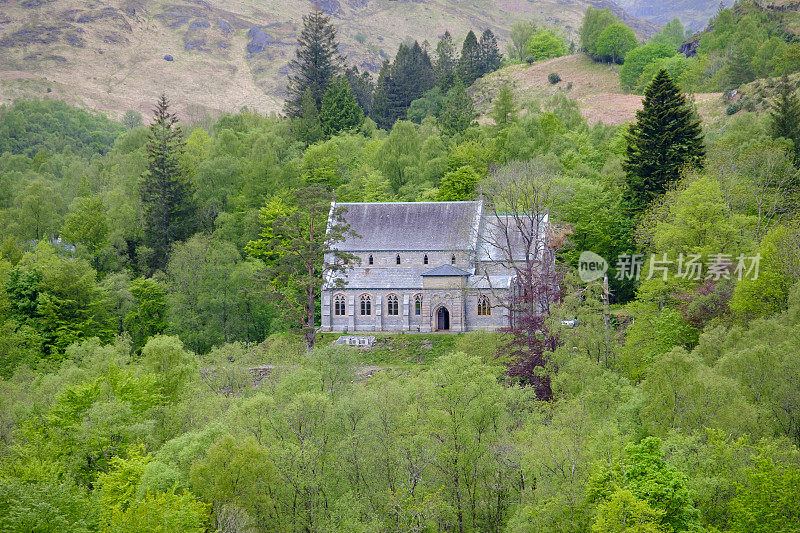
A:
<box><xmin>335</xmin><ymin>201</ymin><xmax>481</xmax><ymax>251</ymax></box>
<box><xmin>327</xmin><ymin>267</ymin><xmax>429</xmax><ymax>290</ymax></box>
<box><xmin>421</xmin><ymin>265</ymin><xmax>472</xmax><ymax>276</ymax></box>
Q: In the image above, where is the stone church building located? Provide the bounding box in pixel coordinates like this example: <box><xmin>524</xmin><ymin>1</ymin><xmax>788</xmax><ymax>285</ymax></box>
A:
<box><xmin>320</xmin><ymin>200</ymin><xmax>549</xmax><ymax>333</ymax></box>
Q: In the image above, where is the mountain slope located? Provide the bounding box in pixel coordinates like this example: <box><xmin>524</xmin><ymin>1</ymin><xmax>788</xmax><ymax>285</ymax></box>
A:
<box><xmin>0</xmin><ymin>0</ymin><xmax>658</xmax><ymax>120</ymax></box>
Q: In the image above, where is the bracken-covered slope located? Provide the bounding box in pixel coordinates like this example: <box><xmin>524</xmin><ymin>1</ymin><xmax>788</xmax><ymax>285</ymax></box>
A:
<box><xmin>0</xmin><ymin>0</ymin><xmax>658</xmax><ymax>120</ymax></box>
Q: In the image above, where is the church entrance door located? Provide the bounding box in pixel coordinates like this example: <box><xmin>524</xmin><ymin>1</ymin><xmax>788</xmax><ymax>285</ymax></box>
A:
<box><xmin>436</xmin><ymin>307</ymin><xmax>450</xmax><ymax>331</ymax></box>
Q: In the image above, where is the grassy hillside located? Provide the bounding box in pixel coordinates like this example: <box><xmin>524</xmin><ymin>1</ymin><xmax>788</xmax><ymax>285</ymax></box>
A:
<box><xmin>0</xmin><ymin>0</ymin><xmax>658</xmax><ymax>120</ymax></box>
<box><xmin>471</xmin><ymin>54</ymin><xmax>722</xmax><ymax>125</ymax></box>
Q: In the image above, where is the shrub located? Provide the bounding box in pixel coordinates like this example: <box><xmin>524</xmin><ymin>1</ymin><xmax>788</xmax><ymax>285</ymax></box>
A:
<box><xmin>548</xmin><ymin>72</ymin><xmax>562</xmax><ymax>84</ymax></box>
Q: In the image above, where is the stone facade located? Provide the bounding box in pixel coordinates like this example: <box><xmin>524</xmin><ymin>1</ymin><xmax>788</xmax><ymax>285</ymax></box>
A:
<box><xmin>321</xmin><ymin>200</ymin><xmax>544</xmax><ymax>333</ymax></box>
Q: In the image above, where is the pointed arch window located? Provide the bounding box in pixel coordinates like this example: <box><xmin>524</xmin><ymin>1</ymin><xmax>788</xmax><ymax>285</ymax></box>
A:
<box><xmin>396</xmin><ymin>254</ymin><xmax>401</xmax><ymax>265</ymax></box>
<box><xmin>334</xmin><ymin>294</ymin><xmax>346</xmax><ymax>316</ymax></box>
<box><xmin>387</xmin><ymin>294</ymin><xmax>399</xmax><ymax>316</ymax></box>
<box><xmin>360</xmin><ymin>294</ymin><xmax>372</xmax><ymax>315</ymax></box>
<box><xmin>368</xmin><ymin>254</ymin><xmax>373</xmax><ymax>265</ymax></box>
<box><xmin>478</xmin><ymin>295</ymin><xmax>491</xmax><ymax>316</ymax></box>
<box><xmin>414</xmin><ymin>294</ymin><xmax>422</xmax><ymax>316</ymax></box>
<box><xmin>424</xmin><ymin>254</ymin><xmax>429</xmax><ymax>265</ymax></box>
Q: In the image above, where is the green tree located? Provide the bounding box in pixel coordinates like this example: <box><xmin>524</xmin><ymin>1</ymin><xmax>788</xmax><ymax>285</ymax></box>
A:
<box><xmin>140</xmin><ymin>95</ymin><xmax>197</xmax><ymax>270</ymax></box>
<box><xmin>123</xmin><ymin>277</ymin><xmax>167</xmax><ymax>351</ymax></box>
<box><xmin>61</xmin><ymin>195</ymin><xmax>109</xmax><ymax>272</ymax></box>
<box><xmin>458</xmin><ymin>30</ymin><xmax>482</xmax><ymax>85</ymax></box>
<box><xmin>623</xmin><ymin>69</ymin><xmax>705</xmax><ymax>215</ymax></box>
<box><xmin>595</xmin><ymin>23</ymin><xmax>638</xmax><ymax>64</ymax></box>
<box><xmin>107</xmin><ymin>491</ymin><xmax>209</xmax><ymax>533</ymax></box>
<box><xmin>434</xmin><ymin>31</ymin><xmax>458</xmax><ymax>90</ymax></box>
<box><xmin>245</xmin><ymin>186</ymin><xmax>357</xmax><ymax>350</ymax></box>
<box><xmin>439</xmin><ymin>80</ymin><xmax>475</xmax><ymax>136</ymax></box>
<box><xmin>296</xmin><ymin>88</ymin><xmax>324</xmax><ymax>145</ymax></box>
<box><xmin>769</xmin><ymin>75</ymin><xmax>800</xmax><ymax>163</ymax></box>
<box><xmin>730</xmin><ymin>456</ymin><xmax>800</xmax><ymax>533</ymax></box>
<box><xmin>620</xmin><ymin>43</ymin><xmax>677</xmax><ymax>91</ymax></box>
<box><xmin>492</xmin><ymin>84</ymin><xmax>516</xmax><ymax>127</ymax></box>
<box><xmin>167</xmin><ymin>234</ymin><xmax>267</xmax><ymax>353</ymax></box>
<box><xmin>319</xmin><ymin>76</ymin><xmax>364</xmax><ymax>138</ymax></box>
<box><xmin>478</xmin><ymin>29</ymin><xmax>503</xmax><ymax>75</ymax></box>
<box><xmin>437</xmin><ymin>166</ymin><xmax>481</xmax><ymax>201</ymax></box>
<box><xmin>623</xmin><ymin>437</ymin><xmax>701</xmax><ymax>532</ymax></box>
<box><xmin>509</xmin><ymin>21</ymin><xmax>537</xmax><ymax>61</ymax></box>
<box><xmin>650</xmin><ymin>18</ymin><xmax>685</xmax><ymax>48</ymax></box>
<box><xmin>284</xmin><ymin>8</ymin><xmax>343</xmax><ymax>117</ymax></box>
<box><xmin>592</xmin><ymin>489</ymin><xmax>668</xmax><ymax>533</ymax></box>
<box><xmin>524</xmin><ymin>29</ymin><xmax>568</xmax><ymax>62</ymax></box>
<box><xmin>580</xmin><ymin>7</ymin><xmax>620</xmax><ymax>58</ymax></box>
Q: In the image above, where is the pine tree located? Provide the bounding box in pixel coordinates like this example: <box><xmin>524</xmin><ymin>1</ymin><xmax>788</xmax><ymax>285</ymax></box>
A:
<box><xmin>435</xmin><ymin>31</ymin><xmax>458</xmax><ymax>91</ymax></box>
<box><xmin>371</xmin><ymin>59</ymin><xmax>399</xmax><ymax>130</ymax></box>
<box><xmin>770</xmin><ymin>75</ymin><xmax>800</xmax><ymax>163</ymax></box>
<box><xmin>623</xmin><ymin>69</ymin><xmax>705</xmax><ymax>215</ymax></box>
<box><xmin>284</xmin><ymin>9</ymin><xmax>344</xmax><ymax>117</ymax></box>
<box><xmin>478</xmin><ymin>29</ymin><xmax>503</xmax><ymax>76</ymax></box>
<box><xmin>458</xmin><ymin>30</ymin><xmax>482</xmax><ymax>86</ymax></box>
<box><xmin>439</xmin><ymin>80</ymin><xmax>475</xmax><ymax>135</ymax></box>
<box><xmin>319</xmin><ymin>76</ymin><xmax>364</xmax><ymax>138</ymax></box>
<box><xmin>140</xmin><ymin>95</ymin><xmax>197</xmax><ymax>270</ymax></box>
<box><xmin>296</xmin><ymin>88</ymin><xmax>324</xmax><ymax>145</ymax></box>
<box><xmin>344</xmin><ymin>66</ymin><xmax>374</xmax><ymax>116</ymax></box>
<box><xmin>372</xmin><ymin>42</ymin><xmax>435</xmax><ymax>129</ymax></box>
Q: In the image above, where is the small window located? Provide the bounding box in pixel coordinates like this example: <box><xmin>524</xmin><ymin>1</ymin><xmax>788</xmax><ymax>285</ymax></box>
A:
<box><xmin>423</xmin><ymin>254</ymin><xmax>428</xmax><ymax>265</ymax></box>
<box><xmin>387</xmin><ymin>294</ymin><xmax>399</xmax><ymax>316</ymax></box>
<box><xmin>360</xmin><ymin>294</ymin><xmax>371</xmax><ymax>315</ymax></box>
<box><xmin>414</xmin><ymin>294</ymin><xmax>422</xmax><ymax>316</ymax></box>
<box><xmin>396</xmin><ymin>254</ymin><xmax>401</xmax><ymax>265</ymax></box>
<box><xmin>451</xmin><ymin>254</ymin><xmax>456</xmax><ymax>265</ymax></box>
<box><xmin>478</xmin><ymin>295</ymin><xmax>491</xmax><ymax>316</ymax></box>
<box><xmin>334</xmin><ymin>294</ymin><xmax>346</xmax><ymax>316</ymax></box>
<box><xmin>368</xmin><ymin>254</ymin><xmax>373</xmax><ymax>265</ymax></box>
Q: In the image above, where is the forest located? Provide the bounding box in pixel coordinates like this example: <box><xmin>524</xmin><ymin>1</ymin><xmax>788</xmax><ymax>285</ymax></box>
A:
<box><xmin>1</xmin><ymin>3</ymin><xmax>800</xmax><ymax>532</ymax></box>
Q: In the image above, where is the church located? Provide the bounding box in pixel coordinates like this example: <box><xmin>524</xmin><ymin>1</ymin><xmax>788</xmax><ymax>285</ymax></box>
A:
<box><xmin>320</xmin><ymin>200</ymin><xmax>550</xmax><ymax>333</ymax></box>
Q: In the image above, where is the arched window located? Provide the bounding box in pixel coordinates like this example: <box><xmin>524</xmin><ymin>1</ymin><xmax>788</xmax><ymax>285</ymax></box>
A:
<box><xmin>451</xmin><ymin>254</ymin><xmax>456</xmax><ymax>265</ymax></box>
<box><xmin>396</xmin><ymin>254</ymin><xmax>401</xmax><ymax>265</ymax></box>
<box><xmin>334</xmin><ymin>294</ymin><xmax>346</xmax><ymax>316</ymax></box>
<box><xmin>478</xmin><ymin>295</ymin><xmax>491</xmax><ymax>316</ymax></box>
<box><xmin>360</xmin><ymin>294</ymin><xmax>371</xmax><ymax>315</ymax></box>
<box><xmin>423</xmin><ymin>254</ymin><xmax>428</xmax><ymax>265</ymax></box>
<box><xmin>414</xmin><ymin>294</ymin><xmax>422</xmax><ymax>316</ymax></box>
<box><xmin>387</xmin><ymin>294</ymin><xmax>399</xmax><ymax>315</ymax></box>
<box><xmin>368</xmin><ymin>254</ymin><xmax>373</xmax><ymax>265</ymax></box>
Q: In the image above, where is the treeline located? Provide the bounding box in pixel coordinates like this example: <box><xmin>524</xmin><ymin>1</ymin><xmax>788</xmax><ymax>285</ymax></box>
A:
<box><xmin>285</xmin><ymin>10</ymin><xmax>505</xmax><ymax>140</ymax></box>
<box><xmin>580</xmin><ymin>1</ymin><xmax>800</xmax><ymax>93</ymax></box>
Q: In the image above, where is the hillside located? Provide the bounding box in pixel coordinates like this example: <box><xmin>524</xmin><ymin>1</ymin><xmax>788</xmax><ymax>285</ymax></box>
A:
<box><xmin>614</xmin><ymin>0</ymin><xmax>723</xmax><ymax>31</ymax></box>
<box><xmin>0</xmin><ymin>0</ymin><xmax>658</xmax><ymax>120</ymax></box>
<box><xmin>471</xmin><ymin>54</ymin><xmax>722</xmax><ymax>125</ymax></box>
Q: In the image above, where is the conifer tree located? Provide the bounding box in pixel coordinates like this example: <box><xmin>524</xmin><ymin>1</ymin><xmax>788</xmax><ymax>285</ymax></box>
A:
<box><xmin>770</xmin><ymin>75</ymin><xmax>800</xmax><ymax>163</ymax></box>
<box><xmin>284</xmin><ymin>9</ymin><xmax>344</xmax><ymax>117</ymax></box>
<box><xmin>623</xmin><ymin>69</ymin><xmax>705</xmax><ymax>215</ymax></box>
<box><xmin>439</xmin><ymin>80</ymin><xmax>475</xmax><ymax>135</ymax></box>
<box><xmin>319</xmin><ymin>76</ymin><xmax>364</xmax><ymax>137</ymax></box>
<box><xmin>458</xmin><ymin>30</ymin><xmax>482</xmax><ymax>86</ymax></box>
<box><xmin>479</xmin><ymin>29</ymin><xmax>503</xmax><ymax>75</ymax></box>
<box><xmin>372</xmin><ymin>43</ymin><xmax>434</xmax><ymax>129</ymax></box>
<box><xmin>344</xmin><ymin>66</ymin><xmax>374</xmax><ymax>116</ymax></box>
<box><xmin>140</xmin><ymin>95</ymin><xmax>197</xmax><ymax>270</ymax></box>
<box><xmin>435</xmin><ymin>31</ymin><xmax>458</xmax><ymax>91</ymax></box>
<box><xmin>296</xmin><ymin>88</ymin><xmax>324</xmax><ymax>145</ymax></box>
<box><xmin>371</xmin><ymin>59</ymin><xmax>398</xmax><ymax>130</ymax></box>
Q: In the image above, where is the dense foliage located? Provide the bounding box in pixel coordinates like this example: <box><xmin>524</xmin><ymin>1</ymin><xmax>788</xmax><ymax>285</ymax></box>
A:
<box><xmin>2</xmin><ymin>6</ymin><xmax>800</xmax><ymax>531</ymax></box>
